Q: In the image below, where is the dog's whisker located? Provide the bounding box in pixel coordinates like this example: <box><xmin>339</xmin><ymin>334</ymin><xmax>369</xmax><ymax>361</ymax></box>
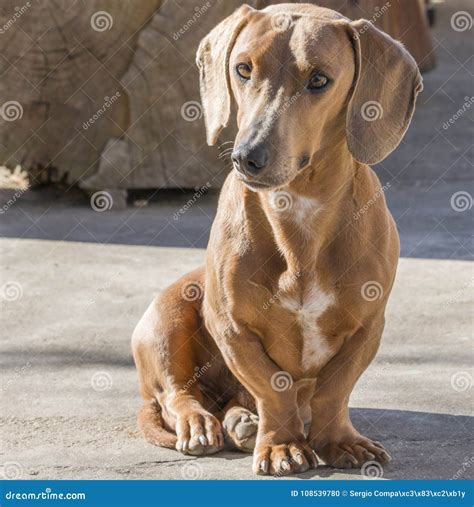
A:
<box><xmin>218</xmin><ymin>150</ymin><xmax>234</xmax><ymax>159</ymax></box>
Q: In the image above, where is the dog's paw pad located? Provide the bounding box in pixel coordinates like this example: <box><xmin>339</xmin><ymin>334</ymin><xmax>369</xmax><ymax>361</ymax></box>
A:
<box><xmin>223</xmin><ymin>408</ymin><xmax>259</xmax><ymax>452</ymax></box>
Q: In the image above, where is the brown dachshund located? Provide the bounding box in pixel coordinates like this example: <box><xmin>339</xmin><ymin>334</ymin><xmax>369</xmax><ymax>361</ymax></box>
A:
<box><xmin>132</xmin><ymin>3</ymin><xmax>422</xmax><ymax>476</ymax></box>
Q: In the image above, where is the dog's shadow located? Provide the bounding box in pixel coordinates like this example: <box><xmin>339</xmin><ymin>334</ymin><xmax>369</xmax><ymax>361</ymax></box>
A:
<box><xmin>215</xmin><ymin>408</ymin><xmax>474</xmax><ymax>480</ymax></box>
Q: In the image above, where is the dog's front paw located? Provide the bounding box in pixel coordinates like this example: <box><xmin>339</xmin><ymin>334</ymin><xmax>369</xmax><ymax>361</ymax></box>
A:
<box><xmin>313</xmin><ymin>437</ymin><xmax>391</xmax><ymax>469</ymax></box>
<box><xmin>175</xmin><ymin>411</ymin><xmax>224</xmax><ymax>456</ymax></box>
<box><xmin>253</xmin><ymin>439</ymin><xmax>318</xmax><ymax>476</ymax></box>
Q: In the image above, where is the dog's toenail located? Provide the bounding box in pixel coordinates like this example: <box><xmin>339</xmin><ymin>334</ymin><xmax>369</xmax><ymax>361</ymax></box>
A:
<box><xmin>199</xmin><ymin>435</ymin><xmax>208</xmax><ymax>446</ymax></box>
<box><xmin>260</xmin><ymin>460</ymin><xmax>269</xmax><ymax>473</ymax></box>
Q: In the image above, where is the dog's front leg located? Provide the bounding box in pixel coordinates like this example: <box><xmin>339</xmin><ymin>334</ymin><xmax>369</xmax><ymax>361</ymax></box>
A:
<box><xmin>215</xmin><ymin>326</ymin><xmax>318</xmax><ymax>475</ymax></box>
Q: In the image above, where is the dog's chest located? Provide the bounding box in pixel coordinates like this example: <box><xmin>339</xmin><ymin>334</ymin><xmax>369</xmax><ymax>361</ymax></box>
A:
<box><xmin>279</xmin><ymin>282</ymin><xmax>335</xmax><ymax>371</ymax></box>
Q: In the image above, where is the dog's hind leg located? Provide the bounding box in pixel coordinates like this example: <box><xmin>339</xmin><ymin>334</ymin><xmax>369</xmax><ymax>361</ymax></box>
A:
<box><xmin>132</xmin><ymin>267</ymin><xmax>224</xmax><ymax>456</ymax></box>
<box><xmin>219</xmin><ymin>393</ymin><xmax>259</xmax><ymax>453</ymax></box>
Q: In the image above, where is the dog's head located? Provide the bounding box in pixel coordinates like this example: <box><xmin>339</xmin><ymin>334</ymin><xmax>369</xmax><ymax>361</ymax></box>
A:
<box><xmin>197</xmin><ymin>3</ymin><xmax>422</xmax><ymax>191</ymax></box>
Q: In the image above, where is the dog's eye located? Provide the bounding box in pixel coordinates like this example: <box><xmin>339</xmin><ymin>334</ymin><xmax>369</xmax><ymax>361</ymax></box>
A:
<box><xmin>307</xmin><ymin>72</ymin><xmax>329</xmax><ymax>91</ymax></box>
<box><xmin>236</xmin><ymin>63</ymin><xmax>252</xmax><ymax>81</ymax></box>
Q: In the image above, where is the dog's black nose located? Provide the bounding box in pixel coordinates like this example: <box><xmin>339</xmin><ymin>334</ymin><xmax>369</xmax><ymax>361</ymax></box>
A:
<box><xmin>232</xmin><ymin>145</ymin><xmax>269</xmax><ymax>176</ymax></box>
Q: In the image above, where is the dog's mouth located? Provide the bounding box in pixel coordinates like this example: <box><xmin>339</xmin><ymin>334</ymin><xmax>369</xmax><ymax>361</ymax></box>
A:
<box><xmin>235</xmin><ymin>174</ymin><xmax>272</xmax><ymax>191</ymax></box>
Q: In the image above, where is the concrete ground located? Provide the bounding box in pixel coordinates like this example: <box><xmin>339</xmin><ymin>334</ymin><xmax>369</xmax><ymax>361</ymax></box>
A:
<box><xmin>0</xmin><ymin>241</ymin><xmax>473</xmax><ymax>480</ymax></box>
<box><xmin>0</xmin><ymin>0</ymin><xmax>473</xmax><ymax>482</ymax></box>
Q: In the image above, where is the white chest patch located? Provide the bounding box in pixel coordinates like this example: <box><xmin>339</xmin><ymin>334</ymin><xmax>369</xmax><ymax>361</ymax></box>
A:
<box><xmin>280</xmin><ymin>282</ymin><xmax>335</xmax><ymax>371</ymax></box>
<box><xmin>290</xmin><ymin>195</ymin><xmax>321</xmax><ymax>225</ymax></box>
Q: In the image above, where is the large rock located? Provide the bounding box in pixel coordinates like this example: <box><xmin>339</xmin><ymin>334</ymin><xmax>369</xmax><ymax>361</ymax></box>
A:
<box><xmin>0</xmin><ymin>0</ymin><xmax>435</xmax><ymax>190</ymax></box>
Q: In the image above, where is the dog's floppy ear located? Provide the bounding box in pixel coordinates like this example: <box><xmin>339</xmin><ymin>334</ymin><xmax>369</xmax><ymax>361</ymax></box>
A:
<box><xmin>345</xmin><ymin>20</ymin><xmax>423</xmax><ymax>165</ymax></box>
<box><xmin>196</xmin><ymin>5</ymin><xmax>253</xmax><ymax>146</ymax></box>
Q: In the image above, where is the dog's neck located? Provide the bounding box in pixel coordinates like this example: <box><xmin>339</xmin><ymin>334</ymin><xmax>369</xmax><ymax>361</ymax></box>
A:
<box><xmin>243</xmin><ymin>138</ymin><xmax>356</xmax><ymax>279</ymax></box>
